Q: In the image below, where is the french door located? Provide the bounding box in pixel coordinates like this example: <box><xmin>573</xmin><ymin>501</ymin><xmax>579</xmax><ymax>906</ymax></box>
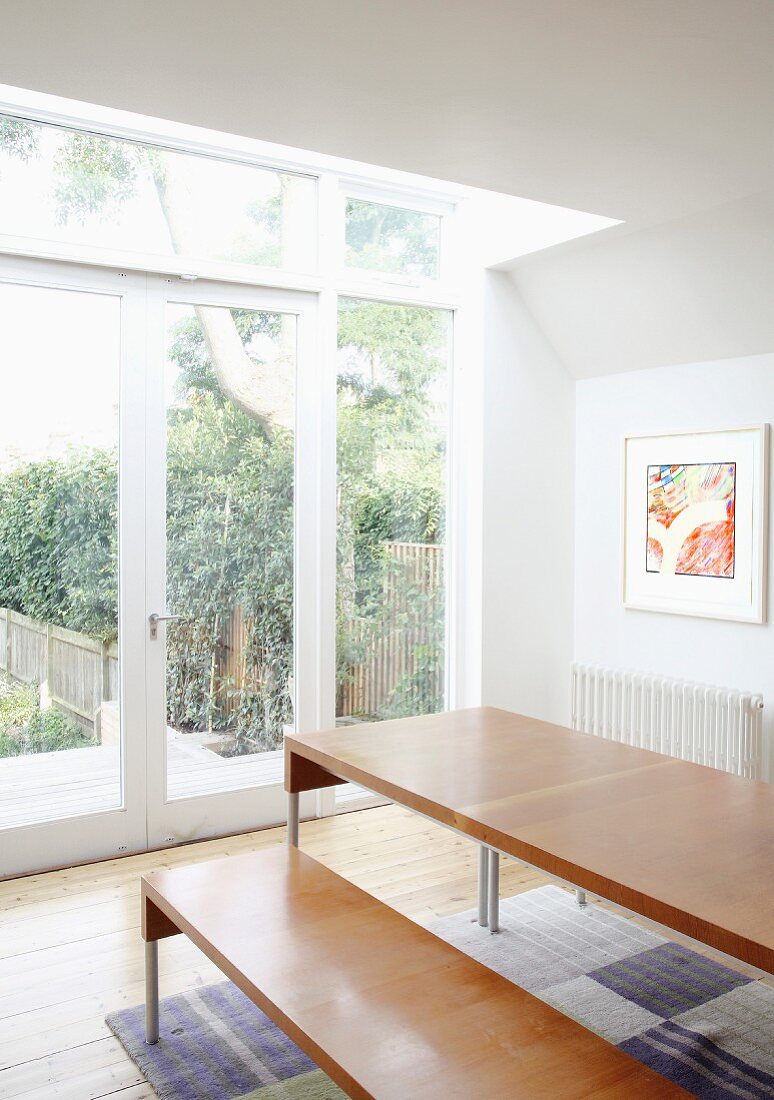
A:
<box><xmin>1</xmin><ymin>259</ymin><xmax>327</xmax><ymax>877</ymax></box>
<box><xmin>144</xmin><ymin>276</ymin><xmax>325</xmax><ymax>849</ymax></box>
<box><xmin>0</xmin><ymin>260</ymin><xmax>147</xmax><ymax>876</ymax></box>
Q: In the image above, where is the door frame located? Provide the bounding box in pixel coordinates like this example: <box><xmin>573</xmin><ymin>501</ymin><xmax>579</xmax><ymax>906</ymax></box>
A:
<box><xmin>143</xmin><ymin>275</ymin><xmax>328</xmax><ymax>849</ymax></box>
<box><xmin>0</xmin><ymin>255</ymin><xmax>149</xmax><ymax>877</ymax></box>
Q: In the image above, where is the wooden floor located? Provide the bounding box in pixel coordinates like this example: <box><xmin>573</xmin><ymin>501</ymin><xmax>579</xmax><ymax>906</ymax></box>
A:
<box><xmin>0</xmin><ymin>803</ymin><xmax>769</xmax><ymax>1099</ymax></box>
<box><xmin>0</xmin><ymin>804</ymin><xmax>545</xmax><ymax>1099</ymax></box>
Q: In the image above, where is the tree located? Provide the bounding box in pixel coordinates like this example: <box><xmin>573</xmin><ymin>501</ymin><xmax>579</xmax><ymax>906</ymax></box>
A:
<box><xmin>344</xmin><ymin>199</ymin><xmax>438</xmax><ymax>278</ymax></box>
<box><xmin>2</xmin><ymin>119</ymin><xmax>294</xmax><ymax>433</ymax></box>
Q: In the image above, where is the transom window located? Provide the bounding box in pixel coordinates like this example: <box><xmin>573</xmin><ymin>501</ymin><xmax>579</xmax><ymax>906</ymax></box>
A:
<box><xmin>0</xmin><ymin>116</ymin><xmax>317</xmax><ymax>271</ymax></box>
<box><xmin>344</xmin><ymin>197</ymin><xmax>442</xmax><ymax>281</ymax></box>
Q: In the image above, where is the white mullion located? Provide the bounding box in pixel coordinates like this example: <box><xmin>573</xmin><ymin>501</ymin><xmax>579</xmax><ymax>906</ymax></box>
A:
<box><xmin>142</xmin><ymin>275</ymin><xmax>169</xmax><ymax>844</ymax></box>
<box><xmin>315</xmin><ymin>176</ymin><xmax>340</xmax><ymax>735</ymax></box>
<box><xmin>312</xmin><ymin>282</ymin><xmax>339</xmax><ymax>820</ymax></box>
<box><xmin>0</xmin><ymin>235</ymin><xmax>326</xmax><ymax>295</ymax></box>
<box><xmin>119</xmin><ymin>269</ymin><xmax>150</xmax><ymax>838</ymax></box>
<box><xmin>333</xmin><ymin>277</ymin><xmax>461</xmax><ymax>311</ymax></box>
<box><xmin>294</xmin><ymin>297</ymin><xmax>323</xmax><ymax>741</ymax></box>
<box><xmin>313</xmin><ymin>173</ymin><xmax>343</xmax><ymax>818</ymax></box>
<box><xmin>342</xmin><ymin>181</ymin><xmax>454</xmax><ymax>219</ymax></box>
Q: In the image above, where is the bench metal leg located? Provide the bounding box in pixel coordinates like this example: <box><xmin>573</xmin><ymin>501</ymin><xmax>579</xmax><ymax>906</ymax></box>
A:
<box><xmin>477</xmin><ymin>844</ymin><xmax>489</xmax><ymax>927</ymax></box>
<box><xmin>487</xmin><ymin>848</ymin><xmax>500</xmax><ymax>933</ymax></box>
<box><xmin>287</xmin><ymin>791</ymin><xmax>300</xmax><ymax>848</ymax></box>
<box><xmin>576</xmin><ymin>888</ymin><xmax>587</xmax><ymax>908</ymax></box>
<box><xmin>145</xmin><ymin>940</ymin><xmax>159</xmax><ymax>1045</ymax></box>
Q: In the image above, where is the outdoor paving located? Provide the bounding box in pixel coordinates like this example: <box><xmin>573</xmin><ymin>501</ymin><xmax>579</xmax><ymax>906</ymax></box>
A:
<box><xmin>0</xmin><ymin>732</ymin><xmax>284</xmax><ymax>830</ymax></box>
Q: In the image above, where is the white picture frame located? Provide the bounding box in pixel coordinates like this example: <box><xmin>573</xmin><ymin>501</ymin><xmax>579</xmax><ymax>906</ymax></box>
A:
<box><xmin>623</xmin><ymin>425</ymin><xmax>769</xmax><ymax>622</ymax></box>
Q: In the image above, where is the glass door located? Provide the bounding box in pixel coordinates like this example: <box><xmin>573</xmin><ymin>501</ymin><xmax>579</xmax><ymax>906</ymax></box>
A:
<box><xmin>0</xmin><ymin>258</ymin><xmax>147</xmax><ymax>877</ymax></box>
<box><xmin>145</xmin><ymin>277</ymin><xmax>323</xmax><ymax>847</ymax></box>
<box><xmin>332</xmin><ymin>297</ymin><xmax>452</xmax><ymax>810</ymax></box>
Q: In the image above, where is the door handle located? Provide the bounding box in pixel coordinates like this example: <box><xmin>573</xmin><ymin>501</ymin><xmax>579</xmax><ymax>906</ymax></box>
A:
<box><xmin>149</xmin><ymin>613</ymin><xmax>190</xmax><ymax>640</ymax></box>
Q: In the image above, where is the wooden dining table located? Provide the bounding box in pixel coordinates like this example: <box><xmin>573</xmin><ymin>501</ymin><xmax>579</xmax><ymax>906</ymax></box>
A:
<box><xmin>285</xmin><ymin>706</ymin><xmax>774</xmax><ymax>973</ymax></box>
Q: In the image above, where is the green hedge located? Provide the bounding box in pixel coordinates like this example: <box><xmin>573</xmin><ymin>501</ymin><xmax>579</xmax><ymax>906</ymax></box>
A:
<box><xmin>0</xmin><ymin>451</ymin><xmax>117</xmax><ymax>640</ymax></box>
<box><xmin>0</xmin><ymin>303</ymin><xmax>446</xmax><ymax>749</ymax></box>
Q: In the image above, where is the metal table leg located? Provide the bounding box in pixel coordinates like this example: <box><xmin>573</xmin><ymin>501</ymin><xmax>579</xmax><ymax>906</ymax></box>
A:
<box><xmin>477</xmin><ymin>844</ymin><xmax>489</xmax><ymax>927</ymax></box>
<box><xmin>287</xmin><ymin>791</ymin><xmax>300</xmax><ymax>848</ymax></box>
<box><xmin>145</xmin><ymin>940</ymin><xmax>159</xmax><ymax>1045</ymax></box>
<box><xmin>487</xmin><ymin>848</ymin><xmax>500</xmax><ymax>933</ymax></box>
<box><xmin>576</xmin><ymin>888</ymin><xmax>587</xmax><ymax>907</ymax></box>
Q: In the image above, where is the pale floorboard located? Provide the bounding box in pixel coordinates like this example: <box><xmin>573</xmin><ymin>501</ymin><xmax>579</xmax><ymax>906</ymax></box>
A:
<box><xmin>0</xmin><ymin>803</ymin><xmax>768</xmax><ymax>1099</ymax></box>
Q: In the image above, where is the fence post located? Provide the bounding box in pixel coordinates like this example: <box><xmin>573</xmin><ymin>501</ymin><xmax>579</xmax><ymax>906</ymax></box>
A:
<box><xmin>6</xmin><ymin>609</ymin><xmax>13</xmax><ymax>678</ymax></box>
<box><xmin>100</xmin><ymin>638</ymin><xmax>111</xmax><ymax>704</ymax></box>
<box><xmin>96</xmin><ymin>640</ymin><xmax>107</xmax><ymax>706</ymax></box>
<box><xmin>42</xmin><ymin>621</ymin><xmax>54</xmax><ymax>711</ymax></box>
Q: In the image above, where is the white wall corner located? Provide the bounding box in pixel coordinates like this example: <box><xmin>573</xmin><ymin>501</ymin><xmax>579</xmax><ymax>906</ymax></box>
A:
<box><xmin>480</xmin><ymin>270</ymin><xmax>576</xmax><ymax>726</ymax></box>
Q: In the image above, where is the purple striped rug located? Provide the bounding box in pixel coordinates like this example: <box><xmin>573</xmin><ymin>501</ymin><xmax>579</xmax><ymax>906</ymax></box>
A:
<box><xmin>106</xmin><ymin>980</ymin><xmax>344</xmax><ymax>1098</ymax></box>
<box><xmin>107</xmin><ymin>886</ymin><xmax>773</xmax><ymax>1099</ymax></box>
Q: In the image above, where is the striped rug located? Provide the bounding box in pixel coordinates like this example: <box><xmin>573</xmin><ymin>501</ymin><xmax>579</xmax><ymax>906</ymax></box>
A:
<box><xmin>106</xmin><ymin>885</ymin><xmax>773</xmax><ymax>1099</ymax></box>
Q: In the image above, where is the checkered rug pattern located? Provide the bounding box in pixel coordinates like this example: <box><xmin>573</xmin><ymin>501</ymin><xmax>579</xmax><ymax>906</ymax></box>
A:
<box><xmin>431</xmin><ymin>886</ymin><xmax>774</xmax><ymax>1099</ymax></box>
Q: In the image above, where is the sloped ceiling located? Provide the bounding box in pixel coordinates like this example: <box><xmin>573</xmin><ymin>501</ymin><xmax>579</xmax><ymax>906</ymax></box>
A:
<box><xmin>508</xmin><ymin>188</ymin><xmax>774</xmax><ymax>377</ymax></box>
<box><xmin>0</xmin><ymin>0</ymin><xmax>772</xmax><ymax>375</ymax></box>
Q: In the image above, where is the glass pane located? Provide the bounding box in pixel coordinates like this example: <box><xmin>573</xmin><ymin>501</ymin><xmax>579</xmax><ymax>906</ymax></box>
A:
<box><xmin>0</xmin><ymin>116</ymin><xmax>316</xmax><ymax>271</ymax></box>
<box><xmin>0</xmin><ymin>284</ymin><xmax>121</xmax><ymax>828</ymax></box>
<box><xmin>336</xmin><ymin>298</ymin><xmax>449</xmax><ymax>731</ymax></box>
<box><xmin>345</xmin><ymin>198</ymin><xmax>441</xmax><ymax>279</ymax></box>
<box><xmin>164</xmin><ymin>304</ymin><xmax>295</xmax><ymax>799</ymax></box>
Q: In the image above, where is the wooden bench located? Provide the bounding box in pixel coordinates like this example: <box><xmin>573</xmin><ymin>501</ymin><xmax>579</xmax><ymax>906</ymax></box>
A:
<box><xmin>142</xmin><ymin>846</ymin><xmax>687</xmax><ymax>1099</ymax></box>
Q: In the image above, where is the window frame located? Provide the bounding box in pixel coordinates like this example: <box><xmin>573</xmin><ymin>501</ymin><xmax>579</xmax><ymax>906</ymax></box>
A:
<box><xmin>339</xmin><ymin>182</ymin><xmax>452</xmax><ymax>288</ymax></box>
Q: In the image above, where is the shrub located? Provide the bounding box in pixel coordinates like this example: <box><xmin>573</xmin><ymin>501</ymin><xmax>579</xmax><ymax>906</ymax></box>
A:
<box><xmin>0</xmin><ymin>676</ymin><xmax>96</xmax><ymax>758</ymax></box>
<box><xmin>0</xmin><ymin>452</ymin><xmax>117</xmax><ymax>640</ymax></box>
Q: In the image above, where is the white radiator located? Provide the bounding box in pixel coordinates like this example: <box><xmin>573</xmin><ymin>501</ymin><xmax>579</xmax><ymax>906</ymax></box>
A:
<box><xmin>570</xmin><ymin>663</ymin><xmax>764</xmax><ymax>780</ymax></box>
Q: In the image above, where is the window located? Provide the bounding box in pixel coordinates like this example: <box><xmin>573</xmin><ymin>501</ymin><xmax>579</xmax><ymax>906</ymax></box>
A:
<box><xmin>335</xmin><ymin>298</ymin><xmax>451</xmax><ymax>724</ymax></box>
<box><xmin>0</xmin><ymin>115</ymin><xmax>317</xmax><ymax>271</ymax></box>
<box><xmin>344</xmin><ymin>197</ymin><xmax>441</xmax><ymax>280</ymax></box>
<box><xmin>0</xmin><ymin>281</ymin><xmax>122</xmax><ymax>828</ymax></box>
<box><xmin>163</xmin><ymin>302</ymin><xmax>297</xmax><ymax>798</ymax></box>
<box><xmin>0</xmin><ymin>96</ymin><xmax>464</xmax><ymax>865</ymax></box>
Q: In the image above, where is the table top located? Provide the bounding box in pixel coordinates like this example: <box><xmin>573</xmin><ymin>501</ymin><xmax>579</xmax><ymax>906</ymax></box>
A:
<box><xmin>286</xmin><ymin>706</ymin><xmax>774</xmax><ymax>972</ymax></box>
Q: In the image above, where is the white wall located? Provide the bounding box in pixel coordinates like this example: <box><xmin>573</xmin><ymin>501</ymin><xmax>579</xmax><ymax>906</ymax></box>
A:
<box><xmin>575</xmin><ymin>352</ymin><xmax>774</xmax><ymax>777</ymax></box>
<box><xmin>480</xmin><ymin>271</ymin><xmax>575</xmax><ymax>724</ymax></box>
<box><xmin>511</xmin><ymin>188</ymin><xmax>774</xmax><ymax>379</ymax></box>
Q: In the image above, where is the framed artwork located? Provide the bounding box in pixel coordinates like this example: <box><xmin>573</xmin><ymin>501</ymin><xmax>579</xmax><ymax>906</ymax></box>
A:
<box><xmin>623</xmin><ymin>426</ymin><xmax>769</xmax><ymax>622</ymax></box>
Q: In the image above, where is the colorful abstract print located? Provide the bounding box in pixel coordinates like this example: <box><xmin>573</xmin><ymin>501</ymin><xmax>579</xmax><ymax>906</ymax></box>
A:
<box><xmin>647</xmin><ymin>463</ymin><xmax>735</xmax><ymax>579</ymax></box>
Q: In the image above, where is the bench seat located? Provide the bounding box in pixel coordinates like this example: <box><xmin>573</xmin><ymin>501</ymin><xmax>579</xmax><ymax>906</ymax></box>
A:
<box><xmin>142</xmin><ymin>846</ymin><xmax>686</xmax><ymax>1099</ymax></box>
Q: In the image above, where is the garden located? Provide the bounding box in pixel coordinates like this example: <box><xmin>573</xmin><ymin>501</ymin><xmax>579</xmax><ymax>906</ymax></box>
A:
<box><xmin>0</xmin><ymin>120</ymin><xmax>448</xmax><ymax>760</ymax></box>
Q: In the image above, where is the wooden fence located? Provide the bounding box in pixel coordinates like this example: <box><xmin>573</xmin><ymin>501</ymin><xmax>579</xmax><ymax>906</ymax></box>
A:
<box><xmin>219</xmin><ymin>603</ymin><xmax>250</xmax><ymax>723</ymax></box>
<box><xmin>0</xmin><ymin>608</ymin><xmax>118</xmax><ymax>735</ymax></box>
<box><xmin>337</xmin><ymin>541</ymin><xmax>444</xmax><ymax>720</ymax></box>
<box><xmin>0</xmin><ymin>539</ymin><xmax>443</xmax><ymax>738</ymax></box>
<box><xmin>200</xmin><ymin>541</ymin><xmax>444</xmax><ymax>724</ymax></box>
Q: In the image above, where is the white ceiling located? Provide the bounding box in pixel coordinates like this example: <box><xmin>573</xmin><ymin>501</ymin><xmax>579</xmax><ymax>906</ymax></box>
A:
<box><xmin>1</xmin><ymin>0</ymin><xmax>772</xmax><ymax>376</ymax></box>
